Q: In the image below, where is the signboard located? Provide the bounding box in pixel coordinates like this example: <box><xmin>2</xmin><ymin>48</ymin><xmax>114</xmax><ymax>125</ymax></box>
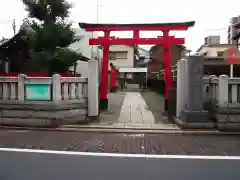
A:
<box><xmin>25</xmin><ymin>83</ymin><xmax>51</xmax><ymax>100</ymax></box>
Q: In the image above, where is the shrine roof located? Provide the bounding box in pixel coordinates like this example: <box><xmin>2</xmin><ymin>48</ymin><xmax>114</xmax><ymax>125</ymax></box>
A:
<box><xmin>79</xmin><ymin>21</ymin><xmax>195</xmax><ymax>29</ymax></box>
<box><xmin>0</xmin><ymin>29</ymin><xmax>26</xmax><ymax>50</ymax></box>
<box><xmin>0</xmin><ymin>23</ymin><xmax>34</xmax><ymax>50</ymax></box>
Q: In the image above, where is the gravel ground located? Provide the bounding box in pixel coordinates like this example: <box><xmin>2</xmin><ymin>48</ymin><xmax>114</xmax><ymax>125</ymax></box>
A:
<box><xmin>140</xmin><ymin>90</ymin><xmax>170</xmax><ymax>124</ymax></box>
<box><xmin>1</xmin><ymin>130</ymin><xmax>240</xmax><ymax>156</ymax></box>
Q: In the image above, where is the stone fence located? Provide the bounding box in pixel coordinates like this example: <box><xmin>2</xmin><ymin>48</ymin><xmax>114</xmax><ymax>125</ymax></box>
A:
<box><xmin>0</xmin><ymin>60</ymin><xmax>99</xmax><ymax>127</ymax></box>
<box><xmin>177</xmin><ymin>56</ymin><xmax>240</xmax><ymax>130</ymax></box>
<box><xmin>0</xmin><ymin>74</ymin><xmax>88</xmax><ymax>102</ymax></box>
<box><xmin>147</xmin><ymin>65</ymin><xmax>177</xmax><ymax>96</ymax></box>
<box><xmin>148</xmin><ymin>65</ymin><xmax>177</xmax><ymax>81</ymax></box>
<box><xmin>203</xmin><ymin>75</ymin><xmax>240</xmax><ymax>130</ymax></box>
<box><xmin>203</xmin><ymin>75</ymin><xmax>240</xmax><ymax>106</ymax></box>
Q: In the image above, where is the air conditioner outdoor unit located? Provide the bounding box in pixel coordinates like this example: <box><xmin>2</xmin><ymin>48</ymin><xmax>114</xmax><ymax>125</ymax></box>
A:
<box><xmin>207</xmin><ymin>36</ymin><xmax>220</xmax><ymax>45</ymax></box>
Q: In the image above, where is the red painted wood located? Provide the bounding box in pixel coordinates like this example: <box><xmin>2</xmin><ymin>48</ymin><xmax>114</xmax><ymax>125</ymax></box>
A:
<box><xmin>162</xmin><ymin>31</ymin><xmax>172</xmax><ymax>100</ymax></box>
<box><xmin>133</xmin><ymin>30</ymin><xmax>140</xmax><ymax>39</ymax></box>
<box><xmin>100</xmin><ymin>31</ymin><xmax>110</xmax><ymax>100</ymax></box>
<box><xmin>84</xmin><ymin>23</ymin><xmax>192</xmax><ymax>107</ymax></box>
<box><xmin>0</xmin><ymin>73</ymin><xmax>75</xmax><ymax>77</ymax></box>
<box><xmin>83</xmin><ymin>25</ymin><xmax>189</xmax><ymax>31</ymax></box>
<box><xmin>89</xmin><ymin>37</ymin><xmax>185</xmax><ymax>45</ymax></box>
<box><xmin>96</xmin><ymin>33</ymin><xmax>183</xmax><ymax>102</ymax></box>
<box><xmin>163</xmin><ymin>44</ymin><xmax>172</xmax><ymax>99</ymax></box>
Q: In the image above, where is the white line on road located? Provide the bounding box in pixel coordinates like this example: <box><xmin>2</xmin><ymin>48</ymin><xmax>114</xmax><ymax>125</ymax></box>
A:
<box><xmin>8</xmin><ymin>130</ymin><xmax>29</xmax><ymax>133</ymax></box>
<box><xmin>0</xmin><ymin>147</ymin><xmax>240</xmax><ymax>160</ymax></box>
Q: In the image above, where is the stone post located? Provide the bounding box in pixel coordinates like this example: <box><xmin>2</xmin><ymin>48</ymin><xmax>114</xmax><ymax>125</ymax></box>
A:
<box><xmin>218</xmin><ymin>75</ymin><xmax>229</xmax><ymax>107</ymax></box>
<box><xmin>186</xmin><ymin>56</ymin><xmax>204</xmax><ymax>111</ymax></box>
<box><xmin>52</xmin><ymin>74</ymin><xmax>61</xmax><ymax>102</ymax></box>
<box><xmin>179</xmin><ymin>56</ymin><xmax>211</xmax><ymax>123</ymax></box>
<box><xmin>18</xmin><ymin>74</ymin><xmax>25</xmax><ymax>102</ymax></box>
<box><xmin>176</xmin><ymin>59</ymin><xmax>187</xmax><ymax>117</ymax></box>
<box><xmin>88</xmin><ymin>60</ymin><xmax>99</xmax><ymax>117</ymax></box>
<box><xmin>209</xmin><ymin>75</ymin><xmax>218</xmax><ymax>101</ymax></box>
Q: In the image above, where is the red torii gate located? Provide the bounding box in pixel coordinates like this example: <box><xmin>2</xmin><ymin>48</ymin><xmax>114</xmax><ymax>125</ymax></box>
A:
<box><xmin>79</xmin><ymin>21</ymin><xmax>195</xmax><ymax>110</ymax></box>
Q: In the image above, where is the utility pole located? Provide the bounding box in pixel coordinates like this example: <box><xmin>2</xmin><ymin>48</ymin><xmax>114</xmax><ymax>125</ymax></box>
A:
<box><xmin>96</xmin><ymin>0</ymin><xmax>99</xmax><ymax>24</ymax></box>
<box><xmin>96</xmin><ymin>0</ymin><xmax>104</xmax><ymax>36</ymax></box>
<box><xmin>95</xmin><ymin>0</ymin><xmax>99</xmax><ymax>58</ymax></box>
<box><xmin>12</xmin><ymin>19</ymin><xmax>16</xmax><ymax>35</ymax></box>
<box><xmin>92</xmin><ymin>0</ymin><xmax>104</xmax><ymax>59</ymax></box>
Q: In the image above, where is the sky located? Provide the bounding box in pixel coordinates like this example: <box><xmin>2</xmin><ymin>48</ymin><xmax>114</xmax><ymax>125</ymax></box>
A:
<box><xmin>0</xmin><ymin>0</ymin><xmax>240</xmax><ymax>52</ymax></box>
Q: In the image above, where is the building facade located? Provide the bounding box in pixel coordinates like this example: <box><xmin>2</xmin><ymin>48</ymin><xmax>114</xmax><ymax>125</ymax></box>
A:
<box><xmin>196</xmin><ymin>44</ymin><xmax>236</xmax><ymax>58</ymax></box>
<box><xmin>134</xmin><ymin>46</ymin><xmax>150</xmax><ymax>67</ymax></box>
<box><xmin>148</xmin><ymin>44</ymin><xmax>185</xmax><ymax>72</ymax></box>
<box><xmin>69</xmin><ymin>29</ymin><xmax>100</xmax><ymax>60</ymax></box>
<box><xmin>0</xmin><ymin>24</ymin><xmax>33</xmax><ymax>74</ymax></box>
<box><xmin>196</xmin><ymin>36</ymin><xmax>239</xmax><ymax>76</ymax></box>
<box><xmin>108</xmin><ymin>45</ymin><xmax>134</xmax><ymax>71</ymax></box>
<box><xmin>69</xmin><ymin>28</ymin><xmax>102</xmax><ymax>77</ymax></box>
<box><xmin>137</xmin><ymin>46</ymin><xmax>149</xmax><ymax>58</ymax></box>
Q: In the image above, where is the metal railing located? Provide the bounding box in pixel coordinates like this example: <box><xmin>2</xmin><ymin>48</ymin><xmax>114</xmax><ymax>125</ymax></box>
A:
<box><xmin>148</xmin><ymin>65</ymin><xmax>177</xmax><ymax>80</ymax></box>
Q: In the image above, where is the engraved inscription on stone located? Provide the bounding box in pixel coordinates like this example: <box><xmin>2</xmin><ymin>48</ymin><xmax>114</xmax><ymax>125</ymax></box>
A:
<box><xmin>186</xmin><ymin>56</ymin><xmax>204</xmax><ymax>111</ymax></box>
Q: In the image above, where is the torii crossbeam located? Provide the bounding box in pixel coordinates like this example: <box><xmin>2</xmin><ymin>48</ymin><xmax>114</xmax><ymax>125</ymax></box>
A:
<box><xmin>79</xmin><ymin>21</ymin><xmax>195</xmax><ymax>111</ymax></box>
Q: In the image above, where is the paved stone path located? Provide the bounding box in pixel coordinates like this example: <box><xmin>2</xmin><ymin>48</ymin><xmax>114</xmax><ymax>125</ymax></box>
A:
<box><xmin>117</xmin><ymin>92</ymin><xmax>155</xmax><ymax>127</ymax></box>
<box><xmin>65</xmin><ymin>91</ymin><xmax>179</xmax><ymax>130</ymax></box>
<box><xmin>105</xmin><ymin>92</ymin><xmax>179</xmax><ymax>129</ymax></box>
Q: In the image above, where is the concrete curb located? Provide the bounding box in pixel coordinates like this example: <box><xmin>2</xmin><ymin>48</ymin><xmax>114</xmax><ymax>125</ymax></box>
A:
<box><xmin>174</xmin><ymin>117</ymin><xmax>216</xmax><ymax>129</ymax></box>
<box><xmin>1</xmin><ymin>125</ymin><xmax>240</xmax><ymax>135</ymax></box>
<box><xmin>62</xmin><ymin>124</ymin><xmax>180</xmax><ymax>130</ymax></box>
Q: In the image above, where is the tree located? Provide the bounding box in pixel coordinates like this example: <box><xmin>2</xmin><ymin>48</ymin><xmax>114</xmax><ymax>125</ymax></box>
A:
<box><xmin>22</xmin><ymin>0</ymin><xmax>84</xmax><ymax>74</ymax></box>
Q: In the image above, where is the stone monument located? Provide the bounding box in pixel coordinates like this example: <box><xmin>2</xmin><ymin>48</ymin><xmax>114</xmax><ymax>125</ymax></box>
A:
<box><xmin>180</xmin><ymin>56</ymin><xmax>211</xmax><ymax>123</ymax></box>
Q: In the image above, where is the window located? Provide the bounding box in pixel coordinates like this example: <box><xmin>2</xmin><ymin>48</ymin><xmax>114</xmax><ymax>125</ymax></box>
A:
<box><xmin>217</xmin><ymin>51</ymin><xmax>224</xmax><ymax>56</ymax></box>
<box><xmin>109</xmin><ymin>51</ymin><xmax>128</xmax><ymax>60</ymax></box>
<box><xmin>116</xmin><ymin>51</ymin><xmax>128</xmax><ymax>59</ymax></box>
<box><xmin>109</xmin><ymin>52</ymin><xmax>116</xmax><ymax>60</ymax></box>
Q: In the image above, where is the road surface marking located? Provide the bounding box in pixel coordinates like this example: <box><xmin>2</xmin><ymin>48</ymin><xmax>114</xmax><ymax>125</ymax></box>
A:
<box><xmin>123</xmin><ymin>134</ymin><xmax>144</xmax><ymax>137</ymax></box>
<box><xmin>8</xmin><ymin>130</ymin><xmax>29</xmax><ymax>133</ymax></box>
<box><xmin>0</xmin><ymin>147</ymin><xmax>240</xmax><ymax>160</ymax></box>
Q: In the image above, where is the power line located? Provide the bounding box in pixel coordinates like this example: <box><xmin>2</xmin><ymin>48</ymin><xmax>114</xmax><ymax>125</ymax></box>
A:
<box><xmin>0</xmin><ymin>21</ymin><xmax>12</xmax><ymax>24</ymax></box>
<box><xmin>0</xmin><ymin>19</ymin><xmax>13</xmax><ymax>22</ymax></box>
<box><xmin>12</xmin><ymin>19</ymin><xmax>16</xmax><ymax>35</ymax></box>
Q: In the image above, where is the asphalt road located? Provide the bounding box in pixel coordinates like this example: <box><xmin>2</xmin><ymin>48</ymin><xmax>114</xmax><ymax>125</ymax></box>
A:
<box><xmin>0</xmin><ymin>149</ymin><xmax>240</xmax><ymax>180</ymax></box>
<box><xmin>1</xmin><ymin>130</ymin><xmax>240</xmax><ymax>155</ymax></box>
<box><xmin>1</xmin><ymin>130</ymin><xmax>240</xmax><ymax>179</ymax></box>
